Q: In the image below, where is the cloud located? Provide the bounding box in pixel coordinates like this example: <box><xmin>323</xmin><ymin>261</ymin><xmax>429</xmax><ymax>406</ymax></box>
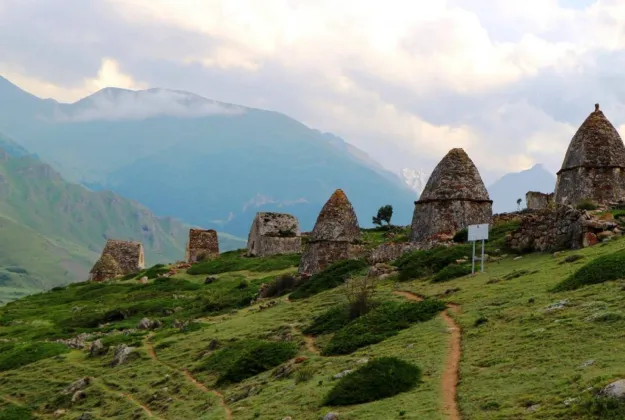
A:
<box><xmin>3</xmin><ymin>0</ymin><xmax>625</xmax><ymax>183</ymax></box>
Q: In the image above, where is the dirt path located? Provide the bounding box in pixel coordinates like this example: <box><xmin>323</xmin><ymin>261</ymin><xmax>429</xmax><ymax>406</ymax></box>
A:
<box><xmin>119</xmin><ymin>392</ymin><xmax>156</xmax><ymax>418</ymax></box>
<box><xmin>145</xmin><ymin>337</ymin><xmax>232</xmax><ymax>420</ymax></box>
<box><xmin>303</xmin><ymin>334</ymin><xmax>319</xmax><ymax>354</ymax></box>
<box><xmin>393</xmin><ymin>290</ymin><xmax>462</xmax><ymax>420</ymax></box>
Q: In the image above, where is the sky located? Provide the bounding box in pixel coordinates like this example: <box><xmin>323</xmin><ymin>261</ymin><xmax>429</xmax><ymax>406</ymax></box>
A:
<box><xmin>1</xmin><ymin>0</ymin><xmax>624</xmax><ymax>184</ymax></box>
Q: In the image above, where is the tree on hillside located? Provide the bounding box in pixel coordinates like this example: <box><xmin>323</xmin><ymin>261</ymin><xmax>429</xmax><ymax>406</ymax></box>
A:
<box><xmin>516</xmin><ymin>198</ymin><xmax>522</xmax><ymax>211</ymax></box>
<box><xmin>372</xmin><ymin>205</ymin><xmax>393</xmax><ymax>227</ymax></box>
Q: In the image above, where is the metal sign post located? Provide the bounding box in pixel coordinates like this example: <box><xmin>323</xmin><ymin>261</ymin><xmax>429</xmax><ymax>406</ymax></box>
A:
<box><xmin>468</xmin><ymin>224</ymin><xmax>489</xmax><ymax>274</ymax></box>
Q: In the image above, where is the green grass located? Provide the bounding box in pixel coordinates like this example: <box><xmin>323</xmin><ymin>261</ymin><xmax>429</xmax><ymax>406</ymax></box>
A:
<box><xmin>187</xmin><ymin>250</ymin><xmax>300</xmax><ymax>275</ymax></box>
<box><xmin>551</xmin><ymin>248</ymin><xmax>625</xmax><ymax>292</ymax></box>
<box><xmin>0</xmin><ymin>404</ymin><xmax>35</xmax><ymax>420</ymax></box>
<box><xmin>290</xmin><ymin>259</ymin><xmax>368</xmax><ymax>300</ymax></box>
<box><xmin>0</xmin><ymin>342</ymin><xmax>69</xmax><ymax>371</ymax></box>
<box><xmin>324</xmin><ymin>357</ymin><xmax>421</xmax><ymax>406</ymax></box>
<box><xmin>432</xmin><ymin>264</ymin><xmax>472</xmax><ymax>283</ymax></box>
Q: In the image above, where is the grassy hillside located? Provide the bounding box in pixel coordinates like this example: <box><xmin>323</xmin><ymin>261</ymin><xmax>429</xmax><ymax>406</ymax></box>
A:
<box><xmin>3</xmin><ymin>221</ymin><xmax>625</xmax><ymax>419</ymax></box>
<box><xmin>0</xmin><ymin>138</ymin><xmax>246</xmax><ymax>301</ymax></box>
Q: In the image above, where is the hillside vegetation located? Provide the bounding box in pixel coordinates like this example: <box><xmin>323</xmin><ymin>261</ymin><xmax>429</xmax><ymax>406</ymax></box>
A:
<box><xmin>3</xmin><ymin>221</ymin><xmax>625</xmax><ymax>419</ymax></box>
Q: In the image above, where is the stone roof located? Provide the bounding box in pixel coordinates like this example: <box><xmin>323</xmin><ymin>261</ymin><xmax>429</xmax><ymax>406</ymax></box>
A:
<box><xmin>90</xmin><ymin>254</ymin><xmax>121</xmax><ymax>278</ymax></box>
<box><xmin>253</xmin><ymin>212</ymin><xmax>300</xmax><ymax>237</ymax></box>
<box><xmin>558</xmin><ymin>104</ymin><xmax>625</xmax><ymax>174</ymax></box>
<box><xmin>101</xmin><ymin>239</ymin><xmax>144</xmax><ymax>274</ymax></box>
<box><xmin>418</xmin><ymin>148</ymin><xmax>491</xmax><ymax>203</ymax></box>
<box><xmin>310</xmin><ymin>189</ymin><xmax>360</xmax><ymax>242</ymax></box>
<box><xmin>188</xmin><ymin>229</ymin><xmax>218</xmax><ymax>247</ymax></box>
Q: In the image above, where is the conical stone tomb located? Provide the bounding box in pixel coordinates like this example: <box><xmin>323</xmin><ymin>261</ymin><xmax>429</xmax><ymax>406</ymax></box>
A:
<box><xmin>410</xmin><ymin>148</ymin><xmax>492</xmax><ymax>242</ymax></box>
<box><xmin>298</xmin><ymin>189</ymin><xmax>362</xmax><ymax>275</ymax></box>
<box><xmin>554</xmin><ymin>104</ymin><xmax>625</xmax><ymax>206</ymax></box>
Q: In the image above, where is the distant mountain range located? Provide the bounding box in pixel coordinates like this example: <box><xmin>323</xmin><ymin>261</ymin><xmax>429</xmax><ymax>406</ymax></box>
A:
<box><xmin>487</xmin><ymin>164</ymin><xmax>557</xmax><ymax>213</ymax></box>
<box><xmin>0</xmin><ymin>76</ymin><xmax>418</xmax><ymax>238</ymax></box>
<box><xmin>0</xmin><ymin>132</ymin><xmax>245</xmax><ymax>301</ymax></box>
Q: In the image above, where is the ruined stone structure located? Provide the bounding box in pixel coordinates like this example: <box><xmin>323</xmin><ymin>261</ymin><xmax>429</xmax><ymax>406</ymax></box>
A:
<box><xmin>555</xmin><ymin>104</ymin><xmax>625</xmax><ymax>206</ymax></box>
<box><xmin>185</xmin><ymin>229</ymin><xmax>219</xmax><ymax>263</ymax></box>
<box><xmin>526</xmin><ymin>191</ymin><xmax>554</xmax><ymax>210</ymax></box>
<box><xmin>298</xmin><ymin>189</ymin><xmax>364</xmax><ymax>275</ymax></box>
<box><xmin>89</xmin><ymin>254</ymin><xmax>122</xmax><ymax>282</ymax></box>
<box><xmin>410</xmin><ymin>148</ymin><xmax>492</xmax><ymax>242</ymax></box>
<box><xmin>367</xmin><ymin>242</ymin><xmax>420</xmax><ymax>265</ymax></box>
<box><xmin>91</xmin><ymin>239</ymin><xmax>145</xmax><ymax>279</ymax></box>
<box><xmin>247</xmin><ymin>212</ymin><xmax>301</xmax><ymax>257</ymax></box>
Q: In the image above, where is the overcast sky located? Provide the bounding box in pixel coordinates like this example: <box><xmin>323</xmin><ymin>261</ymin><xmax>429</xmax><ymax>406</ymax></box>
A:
<box><xmin>1</xmin><ymin>0</ymin><xmax>624</xmax><ymax>183</ymax></box>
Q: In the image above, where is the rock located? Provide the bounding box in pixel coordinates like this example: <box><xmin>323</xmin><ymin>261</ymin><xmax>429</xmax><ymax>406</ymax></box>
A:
<box><xmin>526</xmin><ymin>404</ymin><xmax>540</xmax><ymax>412</ymax></box>
<box><xmin>455</xmin><ymin>259</ymin><xmax>468</xmax><ymax>264</ymax></box>
<box><xmin>62</xmin><ymin>377</ymin><xmax>91</xmax><ymax>395</ymax></box>
<box><xmin>513</xmin><ymin>256</ymin><xmax>523</xmax><ymax>261</ymax></box>
<box><xmin>580</xmin><ymin>359</ymin><xmax>595</xmax><ymax>368</ymax></box>
<box><xmin>356</xmin><ymin>358</ymin><xmax>369</xmax><ymax>364</ymax></box>
<box><xmin>294</xmin><ymin>357</ymin><xmax>308</xmax><ymax>364</ymax></box>
<box><xmin>110</xmin><ymin>345</ymin><xmax>136</xmax><ymax>367</ymax></box>
<box><xmin>76</xmin><ymin>414</ymin><xmax>93</xmax><ymax>420</ymax></box>
<box><xmin>89</xmin><ymin>339</ymin><xmax>106</xmax><ymax>357</ymax></box>
<box><xmin>563</xmin><ymin>397</ymin><xmax>579</xmax><ymax>406</ymax></box>
<box><xmin>601</xmin><ymin>379</ymin><xmax>625</xmax><ymax>399</ymax></box>
<box><xmin>204</xmin><ymin>276</ymin><xmax>217</xmax><ymax>284</ymax></box>
<box><xmin>545</xmin><ymin>300</ymin><xmax>568</xmax><ymax>312</ymax></box>
<box><xmin>282</xmin><ymin>417</ymin><xmax>293</xmax><ymax>420</ymax></box>
<box><xmin>324</xmin><ymin>412</ymin><xmax>339</xmax><ymax>420</ymax></box>
<box><xmin>55</xmin><ymin>333</ymin><xmax>89</xmax><ymax>349</ymax></box>
<box><xmin>53</xmin><ymin>409</ymin><xmax>66</xmax><ymax>418</ymax></box>
<box><xmin>272</xmin><ymin>363</ymin><xmax>295</xmax><ymax>379</ymax></box>
<box><xmin>72</xmin><ymin>390</ymin><xmax>86</xmax><ymax>403</ymax></box>
<box><xmin>172</xmin><ymin>320</ymin><xmax>186</xmax><ymax>329</ymax></box>
<box><xmin>207</xmin><ymin>339</ymin><xmax>220</xmax><ymax>350</ymax></box>
<box><xmin>333</xmin><ymin>369</ymin><xmax>354</xmax><ymax>379</ymax></box>
<box><xmin>139</xmin><ymin>276</ymin><xmax>148</xmax><ymax>284</ymax></box>
<box><xmin>583</xmin><ymin>232</ymin><xmax>599</xmax><ymax>247</ymax></box>
<box><xmin>137</xmin><ymin>318</ymin><xmax>161</xmax><ymax>330</ymax></box>
<box><xmin>598</xmin><ymin>230</ymin><xmax>615</xmax><ymax>241</ymax></box>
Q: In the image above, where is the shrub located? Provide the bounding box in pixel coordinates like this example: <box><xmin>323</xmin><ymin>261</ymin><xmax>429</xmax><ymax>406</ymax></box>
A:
<box><xmin>303</xmin><ymin>306</ymin><xmax>351</xmax><ymax>336</ymax></box>
<box><xmin>552</xmin><ymin>249</ymin><xmax>625</xmax><ymax>292</ymax></box>
<box><xmin>453</xmin><ymin>229</ymin><xmax>468</xmax><ymax>243</ymax></box>
<box><xmin>323</xmin><ymin>300</ymin><xmax>446</xmax><ymax>355</ymax></box>
<box><xmin>324</xmin><ymin>357</ymin><xmax>421</xmax><ymax>406</ymax></box>
<box><xmin>260</xmin><ymin>274</ymin><xmax>300</xmax><ymax>298</ymax></box>
<box><xmin>576</xmin><ymin>395</ymin><xmax>625</xmax><ymax>419</ymax></box>
<box><xmin>0</xmin><ymin>404</ymin><xmax>35</xmax><ymax>420</ymax></box>
<box><xmin>0</xmin><ymin>342</ymin><xmax>69</xmax><ymax>371</ymax></box>
<box><xmin>187</xmin><ymin>250</ymin><xmax>300</xmax><ymax>275</ymax></box>
<box><xmin>577</xmin><ymin>199</ymin><xmax>599</xmax><ymax>211</ymax></box>
<box><xmin>290</xmin><ymin>259</ymin><xmax>368</xmax><ymax>300</ymax></box>
<box><xmin>196</xmin><ymin>339</ymin><xmax>298</xmax><ymax>384</ymax></box>
<box><xmin>295</xmin><ymin>365</ymin><xmax>316</xmax><ymax>384</ymax></box>
<box><xmin>344</xmin><ymin>275</ymin><xmax>377</xmax><ymax>318</ymax></box>
<box><xmin>393</xmin><ymin>246</ymin><xmax>471</xmax><ymax>281</ymax></box>
<box><xmin>432</xmin><ymin>264</ymin><xmax>472</xmax><ymax>283</ymax></box>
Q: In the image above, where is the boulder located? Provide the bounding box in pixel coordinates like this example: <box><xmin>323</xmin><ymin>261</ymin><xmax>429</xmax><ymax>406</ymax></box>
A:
<box><xmin>324</xmin><ymin>413</ymin><xmax>339</xmax><ymax>420</ymax></box>
<box><xmin>601</xmin><ymin>379</ymin><xmax>625</xmax><ymax>399</ymax></box>
<box><xmin>62</xmin><ymin>377</ymin><xmax>91</xmax><ymax>395</ymax></box>
<box><xmin>72</xmin><ymin>390</ymin><xmax>86</xmax><ymax>403</ymax></box>
<box><xmin>76</xmin><ymin>414</ymin><xmax>93</xmax><ymax>420</ymax></box>
<box><xmin>137</xmin><ymin>318</ymin><xmax>161</xmax><ymax>330</ymax></box>
<box><xmin>89</xmin><ymin>339</ymin><xmax>106</xmax><ymax>357</ymax></box>
<box><xmin>583</xmin><ymin>232</ymin><xmax>599</xmax><ymax>247</ymax></box>
<box><xmin>110</xmin><ymin>345</ymin><xmax>136</xmax><ymax>367</ymax></box>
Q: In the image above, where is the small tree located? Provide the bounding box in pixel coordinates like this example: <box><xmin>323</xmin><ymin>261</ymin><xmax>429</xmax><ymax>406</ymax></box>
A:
<box><xmin>372</xmin><ymin>205</ymin><xmax>393</xmax><ymax>227</ymax></box>
<box><xmin>516</xmin><ymin>198</ymin><xmax>522</xmax><ymax>211</ymax></box>
<box><xmin>344</xmin><ymin>275</ymin><xmax>377</xmax><ymax>319</ymax></box>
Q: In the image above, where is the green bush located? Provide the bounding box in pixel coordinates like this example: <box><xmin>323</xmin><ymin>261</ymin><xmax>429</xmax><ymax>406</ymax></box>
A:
<box><xmin>432</xmin><ymin>264</ymin><xmax>472</xmax><ymax>283</ymax></box>
<box><xmin>187</xmin><ymin>250</ymin><xmax>300</xmax><ymax>275</ymax></box>
<box><xmin>552</xmin><ymin>249</ymin><xmax>625</xmax><ymax>292</ymax></box>
<box><xmin>0</xmin><ymin>404</ymin><xmax>35</xmax><ymax>420</ymax></box>
<box><xmin>324</xmin><ymin>357</ymin><xmax>421</xmax><ymax>406</ymax></box>
<box><xmin>295</xmin><ymin>365</ymin><xmax>316</xmax><ymax>384</ymax></box>
<box><xmin>290</xmin><ymin>259</ymin><xmax>368</xmax><ymax>300</ymax></box>
<box><xmin>0</xmin><ymin>342</ymin><xmax>69</xmax><ymax>371</ymax></box>
<box><xmin>576</xmin><ymin>395</ymin><xmax>625</xmax><ymax>419</ymax></box>
<box><xmin>577</xmin><ymin>199</ymin><xmax>599</xmax><ymax>211</ymax></box>
<box><xmin>260</xmin><ymin>274</ymin><xmax>300</xmax><ymax>298</ymax></box>
<box><xmin>393</xmin><ymin>246</ymin><xmax>471</xmax><ymax>281</ymax></box>
<box><xmin>453</xmin><ymin>229</ymin><xmax>468</xmax><ymax>243</ymax></box>
<box><xmin>303</xmin><ymin>306</ymin><xmax>351</xmax><ymax>336</ymax></box>
<box><xmin>323</xmin><ymin>300</ymin><xmax>446</xmax><ymax>355</ymax></box>
<box><xmin>196</xmin><ymin>339</ymin><xmax>298</xmax><ymax>385</ymax></box>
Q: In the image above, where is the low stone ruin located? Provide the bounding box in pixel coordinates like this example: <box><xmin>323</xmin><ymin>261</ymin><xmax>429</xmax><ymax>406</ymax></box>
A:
<box><xmin>298</xmin><ymin>189</ymin><xmax>365</xmax><ymax>275</ymax></box>
<box><xmin>185</xmin><ymin>228</ymin><xmax>219</xmax><ymax>263</ymax></box>
<box><xmin>410</xmin><ymin>148</ymin><xmax>492</xmax><ymax>242</ymax></box>
<box><xmin>247</xmin><ymin>212</ymin><xmax>301</xmax><ymax>257</ymax></box>
<box><xmin>526</xmin><ymin>191</ymin><xmax>554</xmax><ymax>210</ymax></box>
<box><xmin>90</xmin><ymin>239</ymin><xmax>145</xmax><ymax>280</ymax></box>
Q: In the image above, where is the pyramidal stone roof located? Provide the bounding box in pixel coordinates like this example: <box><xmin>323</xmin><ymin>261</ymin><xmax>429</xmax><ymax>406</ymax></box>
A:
<box><xmin>310</xmin><ymin>189</ymin><xmax>360</xmax><ymax>242</ymax></box>
<box><xmin>558</xmin><ymin>103</ymin><xmax>625</xmax><ymax>173</ymax></box>
<box><xmin>418</xmin><ymin>148</ymin><xmax>491</xmax><ymax>203</ymax></box>
<box><xmin>90</xmin><ymin>254</ymin><xmax>121</xmax><ymax>276</ymax></box>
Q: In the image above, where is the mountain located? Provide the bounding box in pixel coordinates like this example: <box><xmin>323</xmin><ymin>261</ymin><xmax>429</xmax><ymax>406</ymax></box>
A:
<box><xmin>0</xmin><ymin>77</ymin><xmax>416</xmax><ymax>237</ymax></box>
<box><xmin>0</xmin><ymin>134</ymin><xmax>245</xmax><ymax>302</ymax></box>
<box><xmin>487</xmin><ymin>164</ymin><xmax>557</xmax><ymax>213</ymax></box>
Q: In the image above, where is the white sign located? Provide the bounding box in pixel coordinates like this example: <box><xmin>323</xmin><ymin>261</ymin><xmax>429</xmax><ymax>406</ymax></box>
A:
<box><xmin>468</xmin><ymin>224</ymin><xmax>489</xmax><ymax>241</ymax></box>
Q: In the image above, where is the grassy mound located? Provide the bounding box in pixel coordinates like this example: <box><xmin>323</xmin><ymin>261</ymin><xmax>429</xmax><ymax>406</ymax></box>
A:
<box><xmin>0</xmin><ymin>404</ymin><xmax>35</xmax><ymax>420</ymax></box>
<box><xmin>432</xmin><ymin>264</ymin><xmax>472</xmax><ymax>283</ymax></box>
<box><xmin>187</xmin><ymin>250</ymin><xmax>300</xmax><ymax>275</ymax></box>
<box><xmin>394</xmin><ymin>246</ymin><xmax>471</xmax><ymax>281</ymax></box>
<box><xmin>551</xmin><ymin>249</ymin><xmax>625</xmax><ymax>292</ymax></box>
<box><xmin>289</xmin><ymin>259</ymin><xmax>368</xmax><ymax>300</ymax></box>
<box><xmin>303</xmin><ymin>306</ymin><xmax>351</xmax><ymax>336</ymax></box>
<box><xmin>0</xmin><ymin>342</ymin><xmax>69</xmax><ymax>371</ymax></box>
<box><xmin>324</xmin><ymin>357</ymin><xmax>421</xmax><ymax>406</ymax></box>
<box><xmin>323</xmin><ymin>300</ymin><xmax>446</xmax><ymax>355</ymax></box>
<box><xmin>196</xmin><ymin>339</ymin><xmax>298</xmax><ymax>385</ymax></box>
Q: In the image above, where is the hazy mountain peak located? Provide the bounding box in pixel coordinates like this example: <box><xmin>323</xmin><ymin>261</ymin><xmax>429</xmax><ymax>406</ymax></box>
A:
<box><xmin>51</xmin><ymin>86</ymin><xmax>246</xmax><ymax>122</ymax></box>
<box><xmin>488</xmin><ymin>163</ymin><xmax>557</xmax><ymax>213</ymax></box>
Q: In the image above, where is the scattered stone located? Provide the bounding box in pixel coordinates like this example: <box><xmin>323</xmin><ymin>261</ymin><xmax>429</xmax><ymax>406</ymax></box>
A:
<box><xmin>56</xmin><ymin>333</ymin><xmax>89</xmax><ymax>349</ymax></box>
<box><xmin>62</xmin><ymin>377</ymin><xmax>91</xmax><ymax>395</ymax></box>
<box><xmin>598</xmin><ymin>230</ymin><xmax>615</xmax><ymax>241</ymax></box>
<box><xmin>110</xmin><ymin>345</ymin><xmax>136</xmax><ymax>367</ymax></box>
<box><xmin>53</xmin><ymin>409</ymin><xmax>66</xmax><ymax>418</ymax></box>
<box><xmin>563</xmin><ymin>397</ymin><xmax>579</xmax><ymax>406</ymax></box>
<box><xmin>583</xmin><ymin>232</ymin><xmax>599</xmax><ymax>248</ymax></box>
<box><xmin>406</xmin><ymin>344</ymin><xmax>414</xmax><ymax>349</ymax></box>
<box><xmin>356</xmin><ymin>358</ymin><xmax>369</xmax><ymax>364</ymax></box>
<box><xmin>207</xmin><ymin>339</ymin><xmax>220</xmax><ymax>350</ymax></box>
<box><xmin>486</xmin><ymin>278</ymin><xmax>501</xmax><ymax>284</ymax></box>
<box><xmin>580</xmin><ymin>360</ymin><xmax>595</xmax><ymax>368</ymax></box>
<box><xmin>76</xmin><ymin>414</ymin><xmax>93</xmax><ymax>420</ymax></box>
<box><xmin>601</xmin><ymin>379</ymin><xmax>625</xmax><ymax>399</ymax></box>
<box><xmin>559</xmin><ymin>254</ymin><xmax>585</xmax><ymax>264</ymax></box>
<box><xmin>455</xmin><ymin>259</ymin><xmax>468</xmax><ymax>264</ymax></box>
<box><xmin>324</xmin><ymin>412</ymin><xmax>339</xmax><ymax>420</ymax></box>
<box><xmin>333</xmin><ymin>369</ymin><xmax>354</xmax><ymax>379</ymax></box>
<box><xmin>513</xmin><ymin>256</ymin><xmax>523</xmax><ymax>260</ymax></box>
<box><xmin>89</xmin><ymin>339</ymin><xmax>106</xmax><ymax>357</ymax></box>
<box><xmin>545</xmin><ymin>300</ymin><xmax>568</xmax><ymax>312</ymax></box>
<box><xmin>204</xmin><ymin>276</ymin><xmax>217</xmax><ymax>284</ymax></box>
<box><xmin>526</xmin><ymin>404</ymin><xmax>541</xmax><ymax>412</ymax></box>
<box><xmin>137</xmin><ymin>318</ymin><xmax>161</xmax><ymax>330</ymax></box>
<box><xmin>282</xmin><ymin>417</ymin><xmax>293</xmax><ymax>420</ymax></box>
<box><xmin>72</xmin><ymin>390</ymin><xmax>86</xmax><ymax>403</ymax></box>
<box><xmin>273</xmin><ymin>363</ymin><xmax>295</xmax><ymax>379</ymax></box>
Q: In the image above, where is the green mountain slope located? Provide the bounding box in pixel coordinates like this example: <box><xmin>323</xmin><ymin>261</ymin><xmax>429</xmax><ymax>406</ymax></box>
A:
<box><xmin>5</xmin><ymin>221</ymin><xmax>625</xmax><ymax>418</ymax></box>
<box><xmin>0</xmin><ymin>136</ymin><xmax>246</xmax><ymax>301</ymax></box>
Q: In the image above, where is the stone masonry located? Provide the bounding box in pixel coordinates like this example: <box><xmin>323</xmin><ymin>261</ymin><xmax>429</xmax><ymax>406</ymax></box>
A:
<box><xmin>96</xmin><ymin>239</ymin><xmax>145</xmax><ymax>276</ymax></box>
<box><xmin>555</xmin><ymin>104</ymin><xmax>625</xmax><ymax>206</ymax></box>
<box><xmin>298</xmin><ymin>189</ymin><xmax>364</xmax><ymax>275</ymax></box>
<box><xmin>526</xmin><ymin>191</ymin><xmax>554</xmax><ymax>210</ymax></box>
<box><xmin>185</xmin><ymin>229</ymin><xmax>219</xmax><ymax>263</ymax></box>
<box><xmin>410</xmin><ymin>148</ymin><xmax>492</xmax><ymax>242</ymax></box>
<box><xmin>89</xmin><ymin>254</ymin><xmax>122</xmax><ymax>281</ymax></box>
<box><xmin>247</xmin><ymin>212</ymin><xmax>301</xmax><ymax>257</ymax></box>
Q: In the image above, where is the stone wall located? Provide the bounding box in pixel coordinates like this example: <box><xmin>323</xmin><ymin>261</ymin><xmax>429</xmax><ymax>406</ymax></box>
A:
<box><xmin>89</xmin><ymin>254</ymin><xmax>122</xmax><ymax>281</ymax></box>
<box><xmin>526</xmin><ymin>191</ymin><xmax>554</xmax><ymax>210</ymax></box>
<box><xmin>493</xmin><ymin>212</ymin><xmax>524</xmax><ymax>224</ymax></box>
<box><xmin>367</xmin><ymin>242</ymin><xmax>420</xmax><ymax>265</ymax></box>
<box><xmin>186</xmin><ymin>229</ymin><xmax>219</xmax><ymax>263</ymax></box>
<box><xmin>101</xmin><ymin>239</ymin><xmax>145</xmax><ymax>274</ymax></box>
<box><xmin>250</xmin><ymin>236</ymin><xmax>302</xmax><ymax>257</ymax></box>
<box><xmin>554</xmin><ymin>167</ymin><xmax>625</xmax><ymax>206</ymax></box>
<box><xmin>411</xmin><ymin>199</ymin><xmax>492</xmax><ymax>242</ymax></box>
<box><xmin>298</xmin><ymin>241</ymin><xmax>366</xmax><ymax>275</ymax></box>
<box><xmin>247</xmin><ymin>212</ymin><xmax>301</xmax><ymax>257</ymax></box>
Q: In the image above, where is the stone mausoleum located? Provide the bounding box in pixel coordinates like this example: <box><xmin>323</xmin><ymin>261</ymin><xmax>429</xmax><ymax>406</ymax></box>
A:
<box><xmin>185</xmin><ymin>229</ymin><xmax>219</xmax><ymax>263</ymax></box>
<box><xmin>554</xmin><ymin>104</ymin><xmax>625</xmax><ymax>206</ymax></box>
<box><xmin>90</xmin><ymin>239</ymin><xmax>145</xmax><ymax>281</ymax></box>
<box><xmin>410</xmin><ymin>148</ymin><xmax>492</xmax><ymax>242</ymax></box>
<box><xmin>247</xmin><ymin>212</ymin><xmax>301</xmax><ymax>257</ymax></box>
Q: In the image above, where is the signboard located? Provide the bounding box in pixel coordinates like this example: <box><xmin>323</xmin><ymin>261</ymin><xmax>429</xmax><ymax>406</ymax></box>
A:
<box><xmin>468</xmin><ymin>224</ymin><xmax>489</xmax><ymax>241</ymax></box>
